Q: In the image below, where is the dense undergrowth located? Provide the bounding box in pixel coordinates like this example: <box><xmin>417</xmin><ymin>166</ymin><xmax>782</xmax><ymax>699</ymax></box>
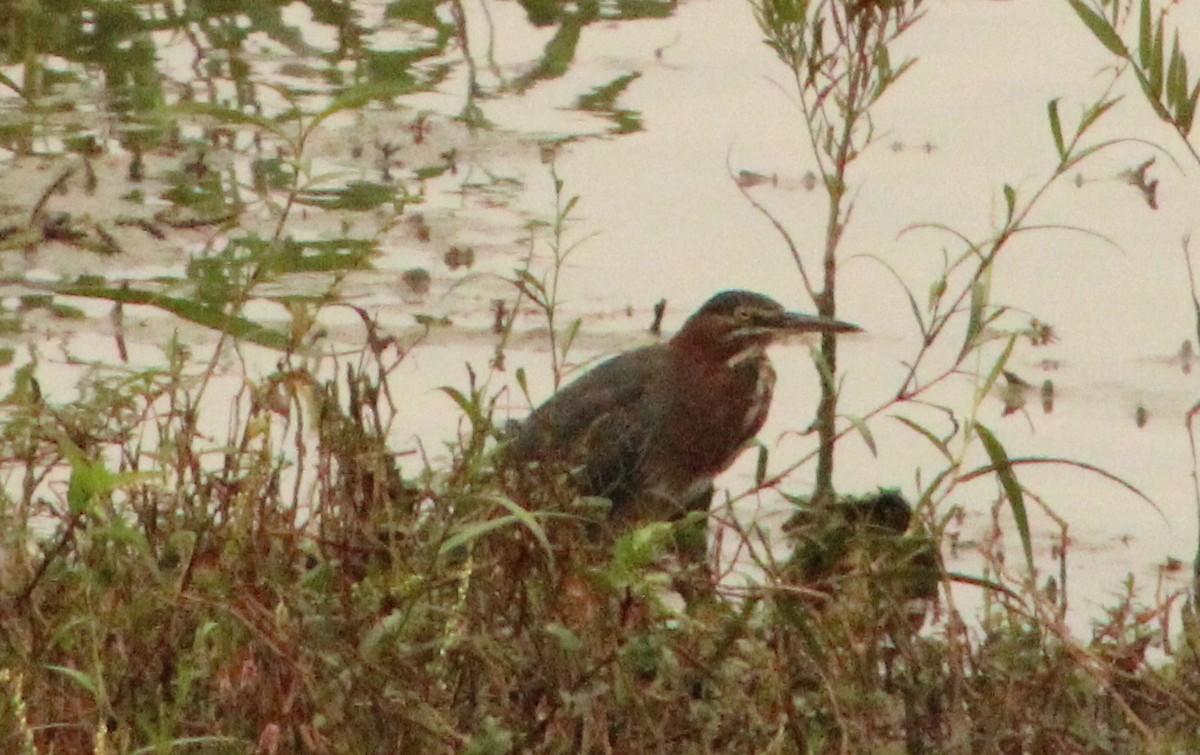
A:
<box><xmin>0</xmin><ymin>342</ymin><xmax>1197</xmax><ymax>753</ymax></box>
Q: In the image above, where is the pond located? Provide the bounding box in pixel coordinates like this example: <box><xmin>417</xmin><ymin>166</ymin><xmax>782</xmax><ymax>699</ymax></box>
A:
<box><xmin>2</xmin><ymin>0</ymin><xmax>1197</xmax><ymax>643</ymax></box>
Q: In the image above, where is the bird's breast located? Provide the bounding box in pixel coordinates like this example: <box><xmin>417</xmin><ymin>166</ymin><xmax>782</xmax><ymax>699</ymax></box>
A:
<box><xmin>657</xmin><ymin>350</ymin><xmax>777</xmax><ymax>480</ymax></box>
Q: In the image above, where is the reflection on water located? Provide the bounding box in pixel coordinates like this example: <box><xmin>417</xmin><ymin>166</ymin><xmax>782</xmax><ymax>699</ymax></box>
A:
<box><xmin>0</xmin><ymin>0</ymin><xmax>1197</xmax><ymax>637</ymax></box>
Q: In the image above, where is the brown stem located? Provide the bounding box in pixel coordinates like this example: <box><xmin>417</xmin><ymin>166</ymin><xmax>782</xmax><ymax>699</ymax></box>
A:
<box><xmin>812</xmin><ymin>16</ymin><xmax>867</xmax><ymax>508</ymax></box>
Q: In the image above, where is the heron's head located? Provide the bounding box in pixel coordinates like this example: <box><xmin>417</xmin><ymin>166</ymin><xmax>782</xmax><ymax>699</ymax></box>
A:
<box><xmin>674</xmin><ymin>290</ymin><xmax>861</xmax><ymax>358</ymax></box>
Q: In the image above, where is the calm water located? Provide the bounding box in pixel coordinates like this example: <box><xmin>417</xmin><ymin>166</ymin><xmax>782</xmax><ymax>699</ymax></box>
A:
<box><xmin>409</xmin><ymin>0</ymin><xmax>1200</xmax><ymax>633</ymax></box>
<box><xmin>3</xmin><ymin>0</ymin><xmax>1198</xmax><ymax>636</ymax></box>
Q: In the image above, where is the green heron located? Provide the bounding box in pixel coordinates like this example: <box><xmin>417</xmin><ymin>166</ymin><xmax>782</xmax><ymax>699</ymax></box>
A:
<box><xmin>507</xmin><ymin>290</ymin><xmax>861</xmax><ymax>530</ymax></box>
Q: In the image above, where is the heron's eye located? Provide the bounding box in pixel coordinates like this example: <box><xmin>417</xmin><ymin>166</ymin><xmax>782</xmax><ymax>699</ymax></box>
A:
<box><xmin>732</xmin><ymin>306</ymin><xmax>753</xmax><ymax>322</ymax></box>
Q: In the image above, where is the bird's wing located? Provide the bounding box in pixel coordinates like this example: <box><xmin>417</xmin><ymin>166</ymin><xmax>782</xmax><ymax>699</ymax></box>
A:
<box><xmin>508</xmin><ymin>346</ymin><xmax>669</xmax><ymax>503</ymax></box>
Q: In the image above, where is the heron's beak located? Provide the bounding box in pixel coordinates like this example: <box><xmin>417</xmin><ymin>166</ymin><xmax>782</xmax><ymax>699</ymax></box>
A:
<box><xmin>768</xmin><ymin>311</ymin><xmax>862</xmax><ymax>334</ymax></box>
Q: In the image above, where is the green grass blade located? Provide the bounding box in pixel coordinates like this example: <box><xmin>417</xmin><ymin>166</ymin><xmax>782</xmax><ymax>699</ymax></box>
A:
<box><xmin>1138</xmin><ymin>0</ymin><xmax>1151</xmax><ymax>69</ymax></box>
<box><xmin>975</xmin><ymin>423</ymin><xmax>1034</xmax><ymax>576</ymax></box>
<box><xmin>1047</xmin><ymin>99</ymin><xmax>1065</xmax><ymax>161</ymax></box>
<box><xmin>1066</xmin><ymin>0</ymin><xmax>1129</xmax><ymax>58</ymax></box>
<box><xmin>53</xmin><ymin>284</ymin><xmax>292</xmax><ymax>350</ymax></box>
<box><xmin>844</xmin><ymin>413</ymin><xmax>877</xmax><ymax>457</ymax></box>
<box><xmin>891</xmin><ymin>414</ymin><xmax>953</xmax><ymax>462</ymax></box>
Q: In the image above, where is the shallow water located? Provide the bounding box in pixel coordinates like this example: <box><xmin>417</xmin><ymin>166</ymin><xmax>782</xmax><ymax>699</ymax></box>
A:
<box><xmin>431</xmin><ymin>0</ymin><xmax>1198</xmax><ymax>634</ymax></box>
<box><xmin>3</xmin><ymin>0</ymin><xmax>1198</xmax><ymax>638</ymax></box>
<box><xmin>416</xmin><ymin>0</ymin><xmax>1200</xmax><ymax>635</ymax></box>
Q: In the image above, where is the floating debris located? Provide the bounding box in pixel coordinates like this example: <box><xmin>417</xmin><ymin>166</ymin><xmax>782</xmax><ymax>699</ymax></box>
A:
<box><xmin>1119</xmin><ymin>156</ymin><xmax>1158</xmax><ymax>210</ymax></box>
<box><xmin>1041</xmin><ymin>378</ymin><xmax>1054</xmax><ymax>414</ymax></box>
<box><xmin>1042</xmin><ymin>576</ymin><xmax>1058</xmax><ymax>606</ymax></box>
<box><xmin>999</xmin><ymin>370</ymin><xmax>1031</xmax><ymax>416</ymax></box>
<box><xmin>378</xmin><ymin>141</ymin><xmax>400</xmax><ymax>183</ymax></box>
<box><xmin>128</xmin><ymin>144</ymin><xmax>144</xmax><ymax>182</ymax></box>
<box><xmin>735</xmin><ymin>170</ymin><xmax>777</xmax><ymax>189</ymax></box>
<box><xmin>444</xmin><ymin>245</ymin><xmax>475</xmax><ymax>270</ymax></box>
<box><xmin>401</xmin><ymin>268</ymin><xmax>432</xmax><ymax>296</ymax></box>
<box><xmin>409</xmin><ymin>213</ymin><xmax>431</xmax><ymax>242</ymax></box>
<box><xmin>410</xmin><ymin>113</ymin><xmax>431</xmax><ymax>144</ymax></box>
<box><xmin>492</xmin><ymin>299</ymin><xmax>508</xmax><ymax>335</ymax></box>
<box><xmin>649</xmin><ymin>298</ymin><xmax>666</xmax><ymax>336</ymax></box>
<box><xmin>414</xmin><ymin>313</ymin><xmax>451</xmax><ymax>328</ymax></box>
<box><xmin>1028</xmin><ymin>318</ymin><xmax>1058</xmax><ymax>346</ymax></box>
<box><xmin>885</xmin><ymin>140</ymin><xmax>938</xmax><ymax>154</ymax></box>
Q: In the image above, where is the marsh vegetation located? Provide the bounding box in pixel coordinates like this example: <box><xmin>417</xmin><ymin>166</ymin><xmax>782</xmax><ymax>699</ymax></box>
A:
<box><xmin>2</xmin><ymin>0</ymin><xmax>1200</xmax><ymax>752</ymax></box>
